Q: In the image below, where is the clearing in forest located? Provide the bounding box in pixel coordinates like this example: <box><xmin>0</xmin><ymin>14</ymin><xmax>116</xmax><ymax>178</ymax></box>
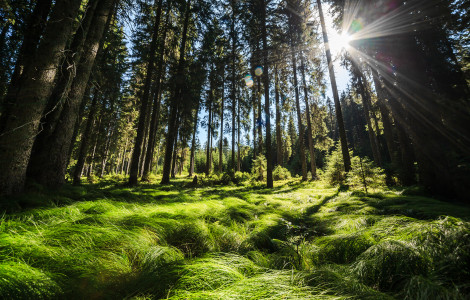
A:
<box><xmin>1</xmin><ymin>176</ymin><xmax>469</xmax><ymax>299</ymax></box>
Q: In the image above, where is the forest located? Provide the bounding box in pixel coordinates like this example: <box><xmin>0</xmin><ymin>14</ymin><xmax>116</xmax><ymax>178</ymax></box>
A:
<box><xmin>0</xmin><ymin>0</ymin><xmax>470</xmax><ymax>299</ymax></box>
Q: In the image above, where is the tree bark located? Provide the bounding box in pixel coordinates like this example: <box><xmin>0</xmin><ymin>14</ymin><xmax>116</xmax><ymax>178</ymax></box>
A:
<box><xmin>29</xmin><ymin>0</ymin><xmax>99</xmax><ymax>173</ymax></box>
<box><xmin>161</xmin><ymin>0</ymin><xmax>191</xmax><ymax>184</ymax></box>
<box><xmin>300</xmin><ymin>52</ymin><xmax>317</xmax><ymax>178</ymax></box>
<box><xmin>129</xmin><ymin>0</ymin><xmax>164</xmax><ymax>185</ymax></box>
<box><xmin>27</xmin><ymin>0</ymin><xmax>116</xmax><ymax>187</ymax></box>
<box><xmin>142</xmin><ymin>1</ymin><xmax>172</xmax><ymax>181</ymax></box>
<box><xmin>189</xmin><ymin>102</ymin><xmax>200</xmax><ymax>177</ymax></box>
<box><xmin>260</xmin><ymin>0</ymin><xmax>273</xmax><ymax>188</ymax></box>
<box><xmin>0</xmin><ymin>0</ymin><xmax>52</xmax><ymax>123</ymax></box>
<box><xmin>275</xmin><ymin>66</ymin><xmax>283</xmax><ymax>166</ymax></box>
<box><xmin>289</xmin><ymin>29</ymin><xmax>307</xmax><ymax>181</ymax></box>
<box><xmin>73</xmin><ymin>90</ymin><xmax>99</xmax><ymax>184</ymax></box>
<box><xmin>316</xmin><ymin>0</ymin><xmax>351</xmax><ymax>172</ymax></box>
<box><xmin>0</xmin><ymin>0</ymin><xmax>83</xmax><ymax>195</ymax></box>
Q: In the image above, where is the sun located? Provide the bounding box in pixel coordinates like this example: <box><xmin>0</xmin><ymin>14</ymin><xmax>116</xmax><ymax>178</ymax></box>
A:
<box><xmin>329</xmin><ymin>32</ymin><xmax>352</xmax><ymax>54</ymax></box>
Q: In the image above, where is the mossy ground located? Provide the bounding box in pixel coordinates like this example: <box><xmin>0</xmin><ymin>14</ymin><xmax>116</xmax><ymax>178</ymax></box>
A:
<box><xmin>1</xmin><ymin>175</ymin><xmax>469</xmax><ymax>299</ymax></box>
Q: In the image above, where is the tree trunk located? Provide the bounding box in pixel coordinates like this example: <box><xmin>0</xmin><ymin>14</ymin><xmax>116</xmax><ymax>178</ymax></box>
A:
<box><xmin>73</xmin><ymin>90</ymin><xmax>100</xmax><ymax>184</ymax></box>
<box><xmin>316</xmin><ymin>0</ymin><xmax>351</xmax><ymax>172</ymax></box>
<box><xmin>129</xmin><ymin>0</ymin><xmax>164</xmax><ymax>184</ymax></box>
<box><xmin>300</xmin><ymin>51</ymin><xmax>317</xmax><ymax>178</ymax></box>
<box><xmin>220</xmin><ymin>68</ymin><xmax>225</xmax><ymax>173</ymax></box>
<box><xmin>237</xmin><ymin>86</ymin><xmax>241</xmax><ymax>172</ymax></box>
<box><xmin>30</xmin><ymin>0</ymin><xmax>99</xmax><ymax>177</ymax></box>
<box><xmin>161</xmin><ymin>0</ymin><xmax>191</xmax><ymax>184</ymax></box>
<box><xmin>206</xmin><ymin>88</ymin><xmax>213</xmax><ymax>176</ymax></box>
<box><xmin>189</xmin><ymin>102</ymin><xmax>200</xmax><ymax>177</ymax></box>
<box><xmin>252</xmin><ymin>84</ymin><xmax>257</xmax><ymax>159</ymax></box>
<box><xmin>355</xmin><ymin>66</ymin><xmax>382</xmax><ymax>167</ymax></box>
<box><xmin>289</xmin><ymin>30</ymin><xmax>307</xmax><ymax>181</ymax></box>
<box><xmin>0</xmin><ymin>0</ymin><xmax>83</xmax><ymax>195</ymax></box>
<box><xmin>0</xmin><ymin>0</ymin><xmax>52</xmax><ymax>123</ymax></box>
<box><xmin>27</xmin><ymin>0</ymin><xmax>116</xmax><ymax>187</ymax></box>
<box><xmin>275</xmin><ymin>66</ymin><xmax>282</xmax><ymax>166</ymax></box>
<box><xmin>142</xmin><ymin>1</ymin><xmax>172</xmax><ymax>181</ymax></box>
<box><xmin>260</xmin><ymin>0</ymin><xmax>273</xmax><ymax>188</ymax></box>
<box><xmin>371</xmin><ymin>68</ymin><xmax>398</xmax><ymax>166</ymax></box>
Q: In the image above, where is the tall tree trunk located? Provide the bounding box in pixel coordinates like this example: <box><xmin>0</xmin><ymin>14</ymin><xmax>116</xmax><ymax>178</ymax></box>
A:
<box><xmin>289</xmin><ymin>30</ymin><xmax>307</xmax><ymax>181</ymax></box>
<box><xmin>30</xmin><ymin>0</ymin><xmax>99</xmax><ymax>174</ymax></box>
<box><xmin>206</xmin><ymin>89</ymin><xmax>213</xmax><ymax>176</ymax></box>
<box><xmin>1</xmin><ymin>0</ymin><xmax>52</xmax><ymax>121</ymax></box>
<box><xmin>257</xmin><ymin>76</ymin><xmax>263</xmax><ymax>154</ymax></box>
<box><xmin>171</xmin><ymin>126</ymin><xmax>179</xmax><ymax>178</ymax></box>
<box><xmin>237</xmin><ymin>88</ymin><xmax>241</xmax><ymax>172</ymax></box>
<box><xmin>220</xmin><ymin>69</ymin><xmax>225</xmax><ymax>173</ymax></box>
<box><xmin>300</xmin><ymin>52</ymin><xmax>317</xmax><ymax>178</ymax></box>
<box><xmin>189</xmin><ymin>102</ymin><xmax>200</xmax><ymax>177</ymax></box>
<box><xmin>371</xmin><ymin>68</ymin><xmax>398</xmax><ymax>166</ymax></box>
<box><xmin>354</xmin><ymin>65</ymin><xmax>382</xmax><ymax>167</ymax></box>
<box><xmin>275</xmin><ymin>66</ymin><xmax>282</xmax><ymax>166</ymax></box>
<box><xmin>129</xmin><ymin>0</ymin><xmax>164</xmax><ymax>184</ymax></box>
<box><xmin>142</xmin><ymin>1</ymin><xmax>172</xmax><ymax>181</ymax></box>
<box><xmin>260</xmin><ymin>0</ymin><xmax>273</xmax><ymax>188</ymax></box>
<box><xmin>161</xmin><ymin>0</ymin><xmax>191</xmax><ymax>184</ymax></box>
<box><xmin>27</xmin><ymin>0</ymin><xmax>116</xmax><ymax>187</ymax></box>
<box><xmin>0</xmin><ymin>0</ymin><xmax>83</xmax><ymax>195</ymax></box>
<box><xmin>252</xmin><ymin>85</ymin><xmax>257</xmax><ymax>158</ymax></box>
<box><xmin>316</xmin><ymin>0</ymin><xmax>351</xmax><ymax>172</ymax></box>
<box><xmin>73</xmin><ymin>90</ymin><xmax>100</xmax><ymax>184</ymax></box>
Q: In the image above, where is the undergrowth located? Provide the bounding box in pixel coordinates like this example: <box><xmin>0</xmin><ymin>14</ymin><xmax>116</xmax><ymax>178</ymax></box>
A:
<box><xmin>0</xmin><ymin>176</ymin><xmax>469</xmax><ymax>299</ymax></box>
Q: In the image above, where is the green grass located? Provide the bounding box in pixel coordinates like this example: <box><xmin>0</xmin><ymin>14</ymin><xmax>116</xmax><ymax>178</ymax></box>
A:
<box><xmin>1</xmin><ymin>175</ymin><xmax>469</xmax><ymax>299</ymax></box>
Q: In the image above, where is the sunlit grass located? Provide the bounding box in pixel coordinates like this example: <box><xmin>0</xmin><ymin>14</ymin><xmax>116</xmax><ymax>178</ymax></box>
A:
<box><xmin>0</xmin><ymin>176</ymin><xmax>469</xmax><ymax>299</ymax></box>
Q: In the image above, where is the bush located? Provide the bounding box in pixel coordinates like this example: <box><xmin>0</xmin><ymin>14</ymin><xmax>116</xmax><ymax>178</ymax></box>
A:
<box><xmin>234</xmin><ymin>171</ymin><xmax>250</xmax><ymax>183</ymax></box>
<box><xmin>272</xmin><ymin>165</ymin><xmax>291</xmax><ymax>181</ymax></box>
<box><xmin>251</xmin><ymin>154</ymin><xmax>267</xmax><ymax>181</ymax></box>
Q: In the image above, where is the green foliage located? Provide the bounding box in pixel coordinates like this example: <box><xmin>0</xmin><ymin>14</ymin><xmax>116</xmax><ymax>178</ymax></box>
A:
<box><xmin>251</xmin><ymin>154</ymin><xmax>267</xmax><ymax>181</ymax></box>
<box><xmin>347</xmin><ymin>156</ymin><xmax>386</xmax><ymax>192</ymax></box>
<box><xmin>272</xmin><ymin>165</ymin><xmax>291</xmax><ymax>181</ymax></box>
<box><xmin>323</xmin><ymin>144</ymin><xmax>348</xmax><ymax>185</ymax></box>
<box><xmin>1</xmin><ymin>178</ymin><xmax>469</xmax><ymax>299</ymax></box>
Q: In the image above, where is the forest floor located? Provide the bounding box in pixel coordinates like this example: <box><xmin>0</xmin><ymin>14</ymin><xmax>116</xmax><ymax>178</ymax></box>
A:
<box><xmin>1</xmin><ymin>176</ymin><xmax>470</xmax><ymax>299</ymax></box>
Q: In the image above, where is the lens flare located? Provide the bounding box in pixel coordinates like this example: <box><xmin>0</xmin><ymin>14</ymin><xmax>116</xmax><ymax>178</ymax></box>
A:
<box><xmin>254</xmin><ymin>66</ymin><xmax>263</xmax><ymax>76</ymax></box>
<box><xmin>244</xmin><ymin>74</ymin><xmax>254</xmax><ymax>87</ymax></box>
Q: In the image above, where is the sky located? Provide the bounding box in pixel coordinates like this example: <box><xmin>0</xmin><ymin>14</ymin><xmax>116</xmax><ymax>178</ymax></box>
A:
<box><xmin>195</xmin><ymin>5</ymin><xmax>350</xmax><ymax>148</ymax></box>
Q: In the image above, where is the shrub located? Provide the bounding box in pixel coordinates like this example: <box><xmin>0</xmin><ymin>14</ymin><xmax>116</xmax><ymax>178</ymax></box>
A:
<box><xmin>272</xmin><ymin>165</ymin><xmax>291</xmax><ymax>181</ymax></box>
<box><xmin>251</xmin><ymin>154</ymin><xmax>267</xmax><ymax>181</ymax></box>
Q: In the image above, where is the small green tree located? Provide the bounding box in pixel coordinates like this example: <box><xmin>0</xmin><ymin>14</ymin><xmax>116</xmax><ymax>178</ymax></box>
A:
<box><xmin>251</xmin><ymin>154</ymin><xmax>267</xmax><ymax>181</ymax></box>
<box><xmin>323</xmin><ymin>144</ymin><xmax>348</xmax><ymax>185</ymax></box>
<box><xmin>347</xmin><ymin>156</ymin><xmax>386</xmax><ymax>193</ymax></box>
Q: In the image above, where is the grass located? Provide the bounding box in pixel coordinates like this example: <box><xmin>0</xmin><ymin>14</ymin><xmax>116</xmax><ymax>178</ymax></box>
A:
<box><xmin>0</xmin><ymin>175</ymin><xmax>469</xmax><ymax>299</ymax></box>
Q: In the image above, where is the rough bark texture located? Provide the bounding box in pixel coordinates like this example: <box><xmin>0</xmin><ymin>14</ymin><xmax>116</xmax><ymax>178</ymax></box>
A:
<box><xmin>0</xmin><ymin>0</ymin><xmax>83</xmax><ymax>195</ymax></box>
<box><xmin>73</xmin><ymin>91</ymin><xmax>99</xmax><ymax>184</ymax></box>
<box><xmin>317</xmin><ymin>0</ymin><xmax>351</xmax><ymax>172</ymax></box>
<box><xmin>189</xmin><ymin>103</ymin><xmax>199</xmax><ymax>177</ymax></box>
<box><xmin>300</xmin><ymin>52</ymin><xmax>317</xmax><ymax>178</ymax></box>
<box><xmin>29</xmin><ymin>0</ymin><xmax>99</xmax><ymax>174</ymax></box>
<box><xmin>290</xmin><ymin>31</ymin><xmax>307</xmax><ymax>181</ymax></box>
<box><xmin>1</xmin><ymin>0</ymin><xmax>52</xmax><ymax>124</ymax></box>
<box><xmin>161</xmin><ymin>0</ymin><xmax>190</xmax><ymax>184</ymax></box>
<box><xmin>260</xmin><ymin>0</ymin><xmax>273</xmax><ymax>188</ymax></box>
<box><xmin>28</xmin><ymin>0</ymin><xmax>116</xmax><ymax>186</ymax></box>
<box><xmin>275</xmin><ymin>67</ymin><xmax>283</xmax><ymax>166</ymax></box>
<box><xmin>129</xmin><ymin>0</ymin><xmax>164</xmax><ymax>185</ymax></box>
